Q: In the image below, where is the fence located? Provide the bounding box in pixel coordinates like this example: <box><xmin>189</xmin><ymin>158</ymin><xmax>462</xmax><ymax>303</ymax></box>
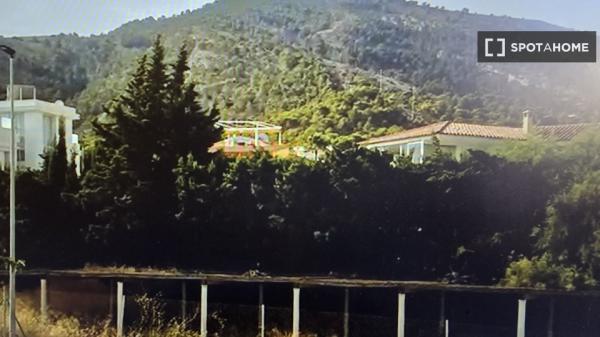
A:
<box><xmin>2</xmin><ymin>270</ymin><xmax>600</xmax><ymax>337</ymax></box>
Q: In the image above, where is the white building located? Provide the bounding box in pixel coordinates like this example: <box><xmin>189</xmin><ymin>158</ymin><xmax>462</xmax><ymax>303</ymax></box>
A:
<box><xmin>360</xmin><ymin>111</ymin><xmax>594</xmax><ymax>163</ymax></box>
<box><xmin>0</xmin><ymin>86</ymin><xmax>80</xmax><ymax>170</ymax></box>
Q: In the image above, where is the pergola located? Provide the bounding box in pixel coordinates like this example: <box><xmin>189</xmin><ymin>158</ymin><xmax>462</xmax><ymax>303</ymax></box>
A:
<box><xmin>215</xmin><ymin>120</ymin><xmax>283</xmax><ymax>146</ymax></box>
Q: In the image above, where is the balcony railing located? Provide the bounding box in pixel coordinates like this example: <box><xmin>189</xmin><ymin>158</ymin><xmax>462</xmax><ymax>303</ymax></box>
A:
<box><xmin>5</xmin><ymin>84</ymin><xmax>36</xmax><ymax>101</ymax></box>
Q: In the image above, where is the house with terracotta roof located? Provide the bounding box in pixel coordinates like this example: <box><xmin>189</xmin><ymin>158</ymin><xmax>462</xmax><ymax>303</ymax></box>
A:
<box><xmin>359</xmin><ymin>111</ymin><xmax>595</xmax><ymax>163</ymax></box>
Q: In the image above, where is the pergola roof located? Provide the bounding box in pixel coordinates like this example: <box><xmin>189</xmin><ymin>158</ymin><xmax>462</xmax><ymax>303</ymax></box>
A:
<box><xmin>216</xmin><ymin>120</ymin><xmax>282</xmax><ymax>132</ymax></box>
<box><xmin>8</xmin><ymin>269</ymin><xmax>600</xmax><ymax>297</ymax></box>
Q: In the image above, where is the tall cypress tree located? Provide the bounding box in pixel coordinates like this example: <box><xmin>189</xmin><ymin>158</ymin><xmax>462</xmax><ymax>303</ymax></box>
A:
<box><xmin>64</xmin><ymin>151</ymin><xmax>80</xmax><ymax>193</ymax></box>
<box><xmin>42</xmin><ymin>118</ymin><xmax>68</xmax><ymax>190</ymax></box>
<box><xmin>80</xmin><ymin>36</ymin><xmax>222</xmax><ymax>265</ymax></box>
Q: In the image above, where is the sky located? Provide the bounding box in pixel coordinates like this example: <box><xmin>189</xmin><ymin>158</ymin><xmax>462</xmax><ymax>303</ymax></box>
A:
<box><xmin>428</xmin><ymin>0</ymin><xmax>600</xmax><ymax>32</ymax></box>
<box><xmin>0</xmin><ymin>0</ymin><xmax>599</xmax><ymax>37</ymax></box>
<box><xmin>0</xmin><ymin>0</ymin><xmax>214</xmax><ymax>37</ymax></box>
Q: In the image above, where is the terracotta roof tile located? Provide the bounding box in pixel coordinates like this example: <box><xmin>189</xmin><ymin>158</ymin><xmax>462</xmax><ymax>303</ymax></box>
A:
<box><xmin>360</xmin><ymin>121</ymin><xmax>526</xmax><ymax>145</ymax></box>
<box><xmin>537</xmin><ymin>124</ymin><xmax>595</xmax><ymax>141</ymax></box>
<box><xmin>360</xmin><ymin>121</ymin><xmax>599</xmax><ymax>146</ymax></box>
<box><xmin>359</xmin><ymin>121</ymin><xmax>450</xmax><ymax>145</ymax></box>
<box><xmin>442</xmin><ymin>122</ymin><xmax>526</xmax><ymax>140</ymax></box>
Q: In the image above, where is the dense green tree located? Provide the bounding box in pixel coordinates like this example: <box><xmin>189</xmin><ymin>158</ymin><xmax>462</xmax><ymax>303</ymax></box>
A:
<box><xmin>45</xmin><ymin>119</ymin><xmax>68</xmax><ymax>190</ymax></box>
<box><xmin>79</xmin><ymin>37</ymin><xmax>221</xmax><ymax>264</ymax></box>
<box><xmin>168</xmin><ymin>145</ymin><xmax>552</xmax><ymax>283</ymax></box>
<box><xmin>538</xmin><ymin>172</ymin><xmax>600</xmax><ymax>283</ymax></box>
<box><xmin>1</xmin><ymin>128</ymin><xmax>599</xmax><ymax>288</ymax></box>
<box><xmin>495</xmin><ymin>129</ymin><xmax>600</xmax><ymax>289</ymax></box>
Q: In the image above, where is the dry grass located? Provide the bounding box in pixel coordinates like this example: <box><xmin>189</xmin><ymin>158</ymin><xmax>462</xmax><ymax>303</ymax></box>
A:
<box><xmin>10</xmin><ymin>296</ymin><xmax>312</xmax><ymax>337</ymax></box>
<box><xmin>82</xmin><ymin>265</ymin><xmax>180</xmax><ymax>275</ymax></box>
<box><xmin>13</xmin><ymin>298</ymin><xmax>112</xmax><ymax>337</ymax></box>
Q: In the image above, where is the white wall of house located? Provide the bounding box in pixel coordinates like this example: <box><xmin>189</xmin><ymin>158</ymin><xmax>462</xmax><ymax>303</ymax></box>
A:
<box><xmin>365</xmin><ymin>134</ymin><xmax>508</xmax><ymax>163</ymax></box>
<box><xmin>436</xmin><ymin>135</ymin><xmax>507</xmax><ymax>161</ymax></box>
<box><xmin>0</xmin><ymin>98</ymin><xmax>80</xmax><ymax>170</ymax></box>
<box><xmin>365</xmin><ymin>136</ymin><xmax>431</xmax><ymax>163</ymax></box>
<box><xmin>23</xmin><ymin>111</ymin><xmax>45</xmax><ymax>167</ymax></box>
<box><xmin>0</xmin><ymin>127</ymin><xmax>10</xmax><ymax>170</ymax></box>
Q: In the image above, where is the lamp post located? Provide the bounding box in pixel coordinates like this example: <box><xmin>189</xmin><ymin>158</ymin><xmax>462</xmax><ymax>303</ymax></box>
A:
<box><xmin>0</xmin><ymin>44</ymin><xmax>16</xmax><ymax>337</ymax></box>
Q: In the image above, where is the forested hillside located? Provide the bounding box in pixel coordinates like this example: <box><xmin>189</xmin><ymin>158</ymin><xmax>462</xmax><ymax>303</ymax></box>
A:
<box><xmin>1</xmin><ymin>0</ymin><xmax>599</xmax><ymax>145</ymax></box>
<box><xmin>3</xmin><ymin>28</ymin><xmax>600</xmax><ymax>290</ymax></box>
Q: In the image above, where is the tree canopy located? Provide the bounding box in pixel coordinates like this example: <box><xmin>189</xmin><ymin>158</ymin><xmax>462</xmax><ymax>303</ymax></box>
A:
<box><xmin>78</xmin><ymin>37</ymin><xmax>221</xmax><ymax>263</ymax></box>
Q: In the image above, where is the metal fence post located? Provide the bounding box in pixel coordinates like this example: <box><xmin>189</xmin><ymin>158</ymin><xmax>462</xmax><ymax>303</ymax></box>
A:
<box><xmin>258</xmin><ymin>284</ymin><xmax>265</xmax><ymax>337</ymax></box>
<box><xmin>117</xmin><ymin>282</ymin><xmax>124</xmax><ymax>337</ymax></box>
<box><xmin>40</xmin><ymin>279</ymin><xmax>48</xmax><ymax>322</ymax></box>
<box><xmin>343</xmin><ymin>288</ymin><xmax>350</xmax><ymax>337</ymax></box>
<box><xmin>517</xmin><ymin>298</ymin><xmax>527</xmax><ymax>337</ymax></box>
<box><xmin>292</xmin><ymin>287</ymin><xmax>300</xmax><ymax>337</ymax></box>
<box><xmin>181</xmin><ymin>281</ymin><xmax>187</xmax><ymax>327</ymax></box>
<box><xmin>200</xmin><ymin>284</ymin><xmax>208</xmax><ymax>337</ymax></box>
<box><xmin>397</xmin><ymin>292</ymin><xmax>406</xmax><ymax>337</ymax></box>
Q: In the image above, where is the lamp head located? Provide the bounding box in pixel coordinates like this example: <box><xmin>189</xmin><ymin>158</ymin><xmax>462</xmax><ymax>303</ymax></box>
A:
<box><xmin>0</xmin><ymin>45</ymin><xmax>16</xmax><ymax>58</ymax></box>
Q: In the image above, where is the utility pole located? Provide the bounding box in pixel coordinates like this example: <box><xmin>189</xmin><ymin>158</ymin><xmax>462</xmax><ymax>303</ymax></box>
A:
<box><xmin>0</xmin><ymin>44</ymin><xmax>17</xmax><ymax>337</ymax></box>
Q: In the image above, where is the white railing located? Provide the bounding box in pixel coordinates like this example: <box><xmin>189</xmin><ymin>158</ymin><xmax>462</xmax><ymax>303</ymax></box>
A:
<box><xmin>6</xmin><ymin>85</ymin><xmax>36</xmax><ymax>100</ymax></box>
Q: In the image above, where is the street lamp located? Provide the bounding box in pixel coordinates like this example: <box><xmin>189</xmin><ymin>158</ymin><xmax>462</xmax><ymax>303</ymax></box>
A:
<box><xmin>0</xmin><ymin>44</ymin><xmax>17</xmax><ymax>337</ymax></box>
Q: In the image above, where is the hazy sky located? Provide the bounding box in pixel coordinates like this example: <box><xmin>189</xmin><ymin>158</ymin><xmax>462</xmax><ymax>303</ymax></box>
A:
<box><xmin>0</xmin><ymin>0</ymin><xmax>214</xmax><ymax>37</ymax></box>
<box><xmin>0</xmin><ymin>0</ymin><xmax>599</xmax><ymax>37</ymax></box>
<box><xmin>429</xmin><ymin>0</ymin><xmax>600</xmax><ymax>32</ymax></box>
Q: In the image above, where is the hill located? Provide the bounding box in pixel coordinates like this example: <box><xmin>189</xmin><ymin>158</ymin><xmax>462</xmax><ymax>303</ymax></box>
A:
<box><xmin>1</xmin><ymin>0</ymin><xmax>599</xmax><ymax>145</ymax></box>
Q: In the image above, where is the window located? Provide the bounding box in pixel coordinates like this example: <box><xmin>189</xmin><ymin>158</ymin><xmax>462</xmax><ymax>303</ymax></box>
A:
<box><xmin>396</xmin><ymin>142</ymin><xmax>427</xmax><ymax>164</ymax></box>
<box><xmin>1</xmin><ymin>117</ymin><xmax>10</xmax><ymax>129</ymax></box>
<box><xmin>17</xmin><ymin>149</ymin><xmax>25</xmax><ymax>162</ymax></box>
<box><xmin>406</xmin><ymin>142</ymin><xmax>424</xmax><ymax>164</ymax></box>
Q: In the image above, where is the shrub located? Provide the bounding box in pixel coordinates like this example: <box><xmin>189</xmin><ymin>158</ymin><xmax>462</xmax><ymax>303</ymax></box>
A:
<box><xmin>501</xmin><ymin>254</ymin><xmax>594</xmax><ymax>290</ymax></box>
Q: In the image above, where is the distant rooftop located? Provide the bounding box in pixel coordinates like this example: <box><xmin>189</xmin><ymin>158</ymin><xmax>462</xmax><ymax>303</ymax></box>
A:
<box><xmin>360</xmin><ymin>121</ymin><xmax>597</xmax><ymax>146</ymax></box>
<box><xmin>536</xmin><ymin>124</ymin><xmax>593</xmax><ymax>141</ymax></box>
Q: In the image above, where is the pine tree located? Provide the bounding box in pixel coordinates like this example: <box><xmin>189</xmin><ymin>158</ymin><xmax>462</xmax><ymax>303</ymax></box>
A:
<box><xmin>80</xmin><ymin>36</ymin><xmax>222</xmax><ymax>265</ymax></box>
